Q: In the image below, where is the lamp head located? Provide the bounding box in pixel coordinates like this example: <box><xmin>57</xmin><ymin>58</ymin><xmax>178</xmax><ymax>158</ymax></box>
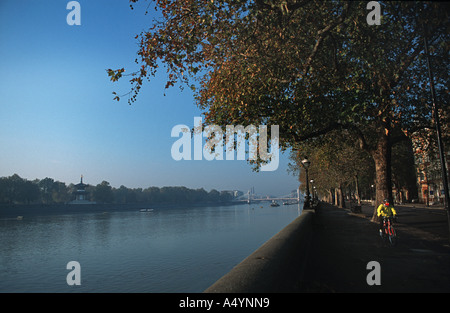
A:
<box><xmin>301</xmin><ymin>158</ymin><xmax>310</xmax><ymax>169</ymax></box>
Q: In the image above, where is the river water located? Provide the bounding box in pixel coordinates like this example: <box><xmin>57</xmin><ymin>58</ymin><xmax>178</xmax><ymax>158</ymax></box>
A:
<box><xmin>0</xmin><ymin>202</ymin><xmax>301</xmax><ymax>293</ymax></box>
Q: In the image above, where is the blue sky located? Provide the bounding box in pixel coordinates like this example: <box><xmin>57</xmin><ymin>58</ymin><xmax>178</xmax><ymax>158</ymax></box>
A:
<box><xmin>0</xmin><ymin>0</ymin><xmax>299</xmax><ymax>196</ymax></box>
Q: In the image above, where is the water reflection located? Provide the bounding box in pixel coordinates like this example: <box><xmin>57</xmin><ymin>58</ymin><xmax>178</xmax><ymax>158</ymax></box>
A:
<box><xmin>0</xmin><ymin>202</ymin><xmax>301</xmax><ymax>292</ymax></box>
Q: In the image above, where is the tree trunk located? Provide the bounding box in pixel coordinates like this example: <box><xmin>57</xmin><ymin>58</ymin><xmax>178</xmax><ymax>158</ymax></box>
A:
<box><xmin>334</xmin><ymin>188</ymin><xmax>339</xmax><ymax>207</ymax></box>
<box><xmin>355</xmin><ymin>175</ymin><xmax>361</xmax><ymax>205</ymax></box>
<box><xmin>339</xmin><ymin>184</ymin><xmax>346</xmax><ymax>208</ymax></box>
<box><xmin>370</xmin><ymin>133</ymin><xmax>393</xmax><ymax>222</ymax></box>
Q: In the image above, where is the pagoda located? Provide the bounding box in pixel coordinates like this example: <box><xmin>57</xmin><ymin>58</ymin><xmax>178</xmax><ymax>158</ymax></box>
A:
<box><xmin>69</xmin><ymin>175</ymin><xmax>96</xmax><ymax>204</ymax></box>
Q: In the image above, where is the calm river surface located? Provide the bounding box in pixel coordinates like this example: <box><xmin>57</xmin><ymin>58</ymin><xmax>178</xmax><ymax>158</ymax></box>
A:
<box><xmin>0</xmin><ymin>202</ymin><xmax>302</xmax><ymax>292</ymax></box>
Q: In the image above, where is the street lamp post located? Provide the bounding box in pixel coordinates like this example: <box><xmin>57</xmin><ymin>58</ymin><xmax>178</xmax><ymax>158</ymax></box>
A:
<box><xmin>301</xmin><ymin>158</ymin><xmax>311</xmax><ymax>210</ymax></box>
<box><xmin>371</xmin><ymin>184</ymin><xmax>375</xmax><ymax>203</ymax></box>
<box><xmin>310</xmin><ymin>179</ymin><xmax>316</xmax><ymax>202</ymax></box>
<box><xmin>423</xmin><ymin>24</ymin><xmax>450</xmax><ymax>242</ymax></box>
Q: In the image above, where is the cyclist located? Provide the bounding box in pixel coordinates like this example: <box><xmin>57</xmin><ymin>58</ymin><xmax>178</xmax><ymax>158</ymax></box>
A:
<box><xmin>377</xmin><ymin>199</ymin><xmax>397</xmax><ymax>235</ymax></box>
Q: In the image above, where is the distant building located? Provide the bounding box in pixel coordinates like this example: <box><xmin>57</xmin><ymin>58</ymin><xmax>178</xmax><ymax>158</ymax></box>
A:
<box><xmin>68</xmin><ymin>175</ymin><xmax>96</xmax><ymax>204</ymax></box>
<box><xmin>412</xmin><ymin>134</ymin><xmax>450</xmax><ymax>205</ymax></box>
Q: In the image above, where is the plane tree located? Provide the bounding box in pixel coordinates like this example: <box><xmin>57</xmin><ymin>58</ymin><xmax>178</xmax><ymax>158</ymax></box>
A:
<box><xmin>289</xmin><ymin>130</ymin><xmax>375</xmax><ymax>207</ymax></box>
<box><xmin>109</xmin><ymin>1</ymin><xmax>449</xmax><ymax>220</ymax></box>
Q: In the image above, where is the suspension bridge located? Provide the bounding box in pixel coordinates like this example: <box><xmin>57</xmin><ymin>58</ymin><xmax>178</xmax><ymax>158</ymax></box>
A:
<box><xmin>234</xmin><ymin>188</ymin><xmax>302</xmax><ymax>204</ymax></box>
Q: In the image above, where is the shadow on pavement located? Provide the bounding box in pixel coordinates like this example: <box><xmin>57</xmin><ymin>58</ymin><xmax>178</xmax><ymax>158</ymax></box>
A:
<box><xmin>299</xmin><ymin>202</ymin><xmax>450</xmax><ymax>293</ymax></box>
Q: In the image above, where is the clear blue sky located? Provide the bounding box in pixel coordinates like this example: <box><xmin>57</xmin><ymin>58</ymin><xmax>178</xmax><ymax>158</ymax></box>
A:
<box><xmin>0</xmin><ymin>0</ymin><xmax>300</xmax><ymax>196</ymax></box>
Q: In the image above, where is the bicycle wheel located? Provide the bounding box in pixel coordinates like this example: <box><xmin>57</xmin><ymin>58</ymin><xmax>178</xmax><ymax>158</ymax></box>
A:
<box><xmin>388</xmin><ymin>225</ymin><xmax>397</xmax><ymax>246</ymax></box>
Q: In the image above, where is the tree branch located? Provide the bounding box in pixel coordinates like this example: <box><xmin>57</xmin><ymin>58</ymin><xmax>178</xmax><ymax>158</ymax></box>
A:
<box><xmin>302</xmin><ymin>1</ymin><xmax>350</xmax><ymax>77</ymax></box>
<box><xmin>292</xmin><ymin>122</ymin><xmax>341</xmax><ymax>143</ymax></box>
<box><xmin>340</xmin><ymin>123</ymin><xmax>371</xmax><ymax>152</ymax></box>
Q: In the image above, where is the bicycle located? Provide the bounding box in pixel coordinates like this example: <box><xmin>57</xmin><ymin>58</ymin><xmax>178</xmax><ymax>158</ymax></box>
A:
<box><xmin>380</xmin><ymin>216</ymin><xmax>397</xmax><ymax>246</ymax></box>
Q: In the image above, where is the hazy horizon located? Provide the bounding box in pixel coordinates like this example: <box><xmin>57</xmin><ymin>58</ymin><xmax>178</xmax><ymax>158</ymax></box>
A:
<box><xmin>1</xmin><ymin>172</ymin><xmax>299</xmax><ymax>197</ymax></box>
<box><xmin>0</xmin><ymin>1</ymin><xmax>300</xmax><ymax>197</ymax></box>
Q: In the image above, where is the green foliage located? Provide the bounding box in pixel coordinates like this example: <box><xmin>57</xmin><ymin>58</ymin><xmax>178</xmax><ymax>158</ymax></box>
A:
<box><xmin>391</xmin><ymin>139</ymin><xmax>419</xmax><ymax>199</ymax></box>
<box><xmin>0</xmin><ymin>174</ymin><xmax>233</xmax><ymax>205</ymax></box>
<box><xmin>0</xmin><ymin>174</ymin><xmax>54</xmax><ymax>204</ymax></box>
<box><xmin>110</xmin><ymin>1</ymin><xmax>448</xmax><ymax>155</ymax></box>
<box><xmin>38</xmin><ymin>177</ymin><xmax>71</xmax><ymax>204</ymax></box>
<box><xmin>290</xmin><ymin>130</ymin><xmax>418</xmax><ymax>202</ymax></box>
<box><xmin>93</xmin><ymin>181</ymin><xmax>114</xmax><ymax>204</ymax></box>
<box><xmin>289</xmin><ymin>130</ymin><xmax>375</xmax><ymax>195</ymax></box>
<box><xmin>109</xmin><ymin>1</ymin><xmax>448</xmax><ymax>207</ymax></box>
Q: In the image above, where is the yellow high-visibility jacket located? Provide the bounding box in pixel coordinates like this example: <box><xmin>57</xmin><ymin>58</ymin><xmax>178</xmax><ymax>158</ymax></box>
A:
<box><xmin>377</xmin><ymin>204</ymin><xmax>397</xmax><ymax>217</ymax></box>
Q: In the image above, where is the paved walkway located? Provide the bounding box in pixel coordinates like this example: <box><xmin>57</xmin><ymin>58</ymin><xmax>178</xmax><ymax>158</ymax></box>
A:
<box><xmin>299</xmin><ymin>202</ymin><xmax>450</xmax><ymax>292</ymax></box>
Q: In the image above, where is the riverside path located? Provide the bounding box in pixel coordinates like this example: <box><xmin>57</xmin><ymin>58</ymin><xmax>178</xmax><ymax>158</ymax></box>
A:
<box><xmin>299</xmin><ymin>202</ymin><xmax>450</xmax><ymax>292</ymax></box>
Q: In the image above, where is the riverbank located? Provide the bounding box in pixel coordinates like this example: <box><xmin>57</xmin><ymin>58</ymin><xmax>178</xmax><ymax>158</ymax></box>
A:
<box><xmin>205</xmin><ymin>209</ymin><xmax>313</xmax><ymax>293</ymax></box>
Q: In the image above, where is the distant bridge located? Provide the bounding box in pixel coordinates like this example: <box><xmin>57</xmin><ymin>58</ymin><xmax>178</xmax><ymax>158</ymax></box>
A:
<box><xmin>234</xmin><ymin>188</ymin><xmax>302</xmax><ymax>204</ymax></box>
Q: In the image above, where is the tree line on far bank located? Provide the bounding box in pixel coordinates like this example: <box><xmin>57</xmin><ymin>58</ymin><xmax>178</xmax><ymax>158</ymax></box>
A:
<box><xmin>0</xmin><ymin>174</ymin><xmax>233</xmax><ymax>205</ymax></box>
